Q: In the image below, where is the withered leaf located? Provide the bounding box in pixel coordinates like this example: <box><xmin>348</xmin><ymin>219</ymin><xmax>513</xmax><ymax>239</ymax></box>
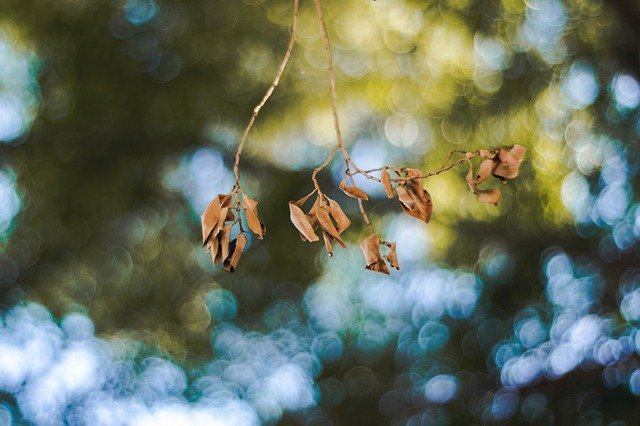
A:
<box><xmin>476</xmin><ymin>188</ymin><xmax>501</xmax><ymax>206</ymax></box>
<box><xmin>316</xmin><ymin>206</ymin><xmax>347</xmax><ymax>248</ymax></box>
<box><xmin>322</xmin><ymin>231</ymin><xmax>334</xmax><ymax>256</ymax></box>
<box><xmin>289</xmin><ymin>202</ymin><xmax>319</xmax><ymax>242</ymax></box>
<box><xmin>465</xmin><ymin>161</ymin><xmax>476</xmax><ymax>193</ymax></box>
<box><xmin>292</xmin><ymin>191</ymin><xmax>316</xmax><ymax>208</ymax></box>
<box><xmin>339</xmin><ymin>179</ymin><xmax>369</xmax><ymax>200</ymax></box>
<box><xmin>479</xmin><ymin>149</ymin><xmax>497</xmax><ymax>160</ymax></box>
<box><xmin>241</xmin><ymin>193</ymin><xmax>266</xmax><ymax>239</ymax></box>
<box><xmin>384</xmin><ymin>242</ymin><xmax>399</xmax><ymax>270</ymax></box>
<box><xmin>327</xmin><ymin>198</ymin><xmax>351</xmax><ymax>234</ymax></box>
<box><xmin>218</xmin><ymin>225</ymin><xmax>232</xmax><ymax>265</ymax></box>
<box><xmin>223</xmin><ymin>233</ymin><xmax>247</xmax><ymax>272</ymax></box>
<box><xmin>492</xmin><ymin>145</ymin><xmax>526</xmax><ymax>180</ymax></box>
<box><xmin>380</xmin><ymin>169</ymin><xmax>394</xmax><ymax>198</ymax></box>
<box><xmin>359</xmin><ymin>234</ymin><xmax>389</xmax><ymax>275</ymax></box>
<box><xmin>201</xmin><ymin>195</ymin><xmax>225</xmax><ymax>246</ymax></box>
<box><xmin>476</xmin><ymin>159</ymin><xmax>496</xmax><ymax>184</ymax></box>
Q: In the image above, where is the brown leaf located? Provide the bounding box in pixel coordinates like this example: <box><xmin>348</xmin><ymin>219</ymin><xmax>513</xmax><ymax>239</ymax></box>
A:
<box><xmin>359</xmin><ymin>234</ymin><xmax>389</xmax><ymax>275</ymax></box>
<box><xmin>479</xmin><ymin>149</ymin><xmax>497</xmax><ymax>160</ymax></box>
<box><xmin>322</xmin><ymin>231</ymin><xmax>334</xmax><ymax>257</ymax></box>
<box><xmin>223</xmin><ymin>233</ymin><xmax>247</xmax><ymax>272</ymax></box>
<box><xmin>396</xmin><ymin>186</ymin><xmax>424</xmax><ymax>222</ymax></box>
<box><xmin>292</xmin><ymin>191</ymin><xmax>316</xmax><ymax>208</ymax></box>
<box><xmin>402</xmin><ymin>184</ymin><xmax>432</xmax><ymax>223</ymax></box>
<box><xmin>218</xmin><ymin>225</ymin><xmax>232</xmax><ymax>265</ymax></box>
<box><xmin>241</xmin><ymin>193</ymin><xmax>266</xmax><ymax>239</ymax></box>
<box><xmin>476</xmin><ymin>188</ymin><xmax>501</xmax><ymax>206</ymax></box>
<box><xmin>201</xmin><ymin>196</ymin><xmax>223</xmax><ymax>245</ymax></box>
<box><xmin>339</xmin><ymin>179</ymin><xmax>369</xmax><ymax>200</ymax></box>
<box><xmin>380</xmin><ymin>169</ymin><xmax>394</xmax><ymax>198</ymax></box>
<box><xmin>327</xmin><ymin>198</ymin><xmax>351</xmax><ymax>234</ymax></box>
<box><xmin>475</xmin><ymin>159</ymin><xmax>496</xmax><ymax>184</ymax></box>
<box><xmin>510</xmin><ymin>144</ymin><xmax>527</xmax><ymax>161</ymax></box>
<box><xmin>316</xmin><ymin>205</ymin><xmax>347</xmax><ymax>248</ymax></box>
<box><xmin>492</xmin><ymin>146</ymin><xmax>526</xmax><ymax>180</ymax></box>
<box><xmin>289</xmin><ymin>202</ymin><xmax>319</xmax><ymax>242</ymax></box>
<box><xmin>384</xmin><ymin>242</ymin><xmax>399</xmax><ymax>270</ymax></box>
<box><xmin>465</xmin><ymin>160</ymin><xmax>477</xmax><ymax>193</ymax></box>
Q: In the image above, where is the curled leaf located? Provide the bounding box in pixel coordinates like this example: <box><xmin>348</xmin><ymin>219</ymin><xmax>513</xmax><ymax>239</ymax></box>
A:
<box><xmin>384</xmin><ymin>242</ymin><xmax>399</xmax><ymax>270</ymax></box>
<box><xmin>241</xmin><ymin>193</ymin><xmax>266</xmax><ymax>239</ymax></box>
<box><xmin>218</xmin><ymin>225</ymin><xmax>232</xmax><ymax>265</ymax></box>
<box><xmin>359</xmin><ymin>234</ymin><xmax>389</xmax><ymax>275</ymax></box>
<box><xmin>289</xmin><ymin>202</ymin><xmax>319</xmax><ymax>242</ymax></box>
<box><xmin>339</xmin><ymin>179</ymin><xmax>369</xmax><ymax>200</ymax></box>
<box><xmin>465</xmin><ymin>160</ymin><xmax>476</xmax><ymax>193</ymax></box>
<box><xmin>475</xmin><ymin>159</ymin><xmax>496</xmax><ymax>184</ymax></box>
<box><xmin>223</xmin><ymin>233</ymin><xmax>247</xmax><ymax>272</ymax></box>
<box><xmin>380</xmin><ymin>169</ymin><xmax>394</xmax><ymax>198</ymax></box>
<box><xmin>316</xmin><ymin>205</ymin><xmax>347</xmax><ymax>248</ymax></box>
<box><xmin>479</xmin><ymin>149</ymin><xmax>497</xmax><ymax>160</ymax></box>
<box><xmin>327</xmin><ymin>198</ymin><xmax>351</xmax><ymax>234</ymax></box>
<box><xmin>322</xmin><ymin>231</ymin><xmax>334</xmax><ymax>257</ymax></box>
<box><xmin>201</xmin><ymin>195</ymin><xmax>226</xmax><ymax>245</ymax></box>
<box><xmin>492</xmin><ymin>145</ymin><xmax>526</xmax><ymax>180</ymax></box>
<box><xmin>476</xmin><ymin>188</ymin><xmax>501</xmax><ymax>206</ymax></box>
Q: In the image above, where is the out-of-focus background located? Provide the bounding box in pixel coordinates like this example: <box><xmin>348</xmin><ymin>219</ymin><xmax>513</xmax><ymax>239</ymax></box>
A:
<box><xmin>1</xmin><ymin>0</ymin><xmax>639</xmax><ymax>424</ymax></box>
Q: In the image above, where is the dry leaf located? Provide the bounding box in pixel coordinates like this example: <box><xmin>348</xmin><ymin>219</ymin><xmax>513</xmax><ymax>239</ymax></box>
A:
<box><xmin>322</xmin><ymin>231</ymin><xmax>334</xmax><ymax>256</ymax></box>
<box><xmin>327</xmin><ymin>198</ymin><xmax>351</xmax><ymax>234</ymax></box>
<box><xmin>223</xmin><ymin>233</ymin><xmax>247</xmax><ymax>272</ymax></box>
<box><xmin>218</xmin><ymin>225</ymin><xmax>232</xmax><ymax>265</ymax></box>
<box><xmin>493</xmin><ymin>145</ymin><xmax>526</xmax><ymax>180</ymax></box>
<box><xmin>465</xmin><ymin>160</ymin><xmax>477</xmax><ymax>193</ymax></box>
<box><xmin>289</xmin><ymin>202</ymin><xmax>319</xmax><ymax>242</ymax></box>
<box><xmin>293</xmin><ymin>191</ymin><xmax>316</xmax><ymax>208</ymax></box>
<box><xmin>201</xmin><ymin>196</ymin><xmax>223</xmax><ymax>245</ymax></box>
<box><xmin>476</xmin><ymin>188</ymin><xmax>501</xmax><ymax>205</ymax></box>
<box><xmin>339</xmin><ymin>179</ymin><xmax>369</xmax><ymax>200</ymax></box>
<box><xmin>479</xmin><ymin>149</ymin><xmax>497</xmax><ymax>160</ymax></box>
<box><xmin>241</xmin><ymin>193</ymin><xmax>266</xmax><ymax>239</ymax></box>
<box><xmin>359</xmin><ymin>234</ymin><xmax>389</xmax><ymax>275</ymax></box>
<box><xmin>316</xmin><ymin>205</ymin><xmax>346</xmax><ymax>248</ymax></box>
<box><xmin>380</xmin><ymin>169</ymin><xmax>394</xmax><ymax>198</ymax></box>
<box><xmin>384</xmin><ymin>242</ymin><xmax>399</xmax><ymax>270</ymax></box>
<box><xmin>475</xmin><ymin>159</ymin><xmax>496</xmax><ymax>184</ymax></box>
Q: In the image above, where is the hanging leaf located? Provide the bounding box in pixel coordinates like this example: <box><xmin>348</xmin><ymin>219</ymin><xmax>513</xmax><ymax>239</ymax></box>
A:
<box><xmin>241</xmin><ymin>193</ymin><xmax>266</xmax><ymax>239</ymax></box>
<box><xmin>316</xmin><ymin>205</ymin><xmax>346</xmax><ymax>248</ymax></box>
<box><xmin>475</xmin><ymin>159</ymin><xmax>496</xmax><ymax>184</ymax></box>
<box><xmin>223</xmin><ymin>233</ymin><xmax>247</xmax><ymax>272</ymax></box>
<box><xmin>465</xmin><ymin>160</ymin><xmax>477</xmax><ymax>193</ymax></box>
<box><xmin>359</xmin><ymin>234</ymin><xmax>389</xmax><ymax>275</ymax></box>
<box><xmin>322</xmin><ymin>231</ymin><xmax>334</xmax><ymax>257</ymax></box>
<box><xmin>201</xmin><ymin>196</ymin><xmax>223</xmax><ymax>245</ymax></box>
<box><xmin>493</xmin><ymin>145</ymin><xmax>526</xmax><ymax>180</ymax></box>
<box><xmin>479</xmin><ymin>149</ymin><xmax>497</xmax><ymax>160</ymax></box>
<box><xmin>384</xmin><ymin>242</ymin><xmax>399</xmax><ymax>270</ymax></box>
<box><xmin>292</xmin><ymin>191</ymin><xmax>316</xmax><ymax>208</ymax></box>
<box><xmin>476</xmin><ymin>188</ymin><xmax>501</xmax><ymax>205</ymax></box>
<box><xmin>380</xmin><ymin>169</ymin><xmax>394</xmax><ymax>198</ymax></box>
<box><xmin>327</xmin><ymin>198</ymin><xmax>351</xmax><ymax>234</ymax></box>
<box><xmin>289</xmin><ymin>202</ymin><xmax>319</xmax><ymax>242</ymax></box>
<box><xmin>218</xmin><ymin>225</ymin><xmax>232</xmax><ymax>265</ymax></box>
<box><xmin>339</xmin><ymin>179</ymin><xmax>369</xmax><ymax>200</ymax></box>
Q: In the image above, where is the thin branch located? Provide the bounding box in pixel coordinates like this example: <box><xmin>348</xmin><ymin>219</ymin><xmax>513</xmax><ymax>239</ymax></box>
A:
<box><xmin>233</xmin><ymin>0</ymin><xmax>300</xmax><ymax>191</ymax></box>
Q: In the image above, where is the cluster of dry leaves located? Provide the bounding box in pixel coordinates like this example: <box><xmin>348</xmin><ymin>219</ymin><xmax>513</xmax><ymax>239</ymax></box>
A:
<box><xmin>201</xmin><ymin>190</ymin><xmax>265</xmax><ymax>272</ymax></box>
<box><xmin>201</xmin><ymin>145</ymin><xmax>525</xmax><ymax>274</ymax></box>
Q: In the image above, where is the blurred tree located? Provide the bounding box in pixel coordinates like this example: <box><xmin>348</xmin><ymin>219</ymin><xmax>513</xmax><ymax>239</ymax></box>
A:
<box><xmin>0</xmin><ymin>0</ymin><xmax>640</xmax><ymax>424</ymax></box>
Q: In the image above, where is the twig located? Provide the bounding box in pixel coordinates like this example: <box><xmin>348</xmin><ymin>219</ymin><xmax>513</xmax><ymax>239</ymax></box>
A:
<box><xmin>233</xmin><ymin>0</ymin><xmax>300</xmax><ymax>191</ymax></box>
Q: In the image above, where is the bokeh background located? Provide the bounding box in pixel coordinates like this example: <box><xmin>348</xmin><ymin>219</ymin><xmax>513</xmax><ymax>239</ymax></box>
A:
<box><xmin>1</xmin><ymin>0</ymin><xmax>640</xmax><ymax>424</ymax></box>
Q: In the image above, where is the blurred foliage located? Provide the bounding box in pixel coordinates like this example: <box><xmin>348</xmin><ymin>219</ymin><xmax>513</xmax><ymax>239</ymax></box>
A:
<box><xmin>1</xmin><ymin>0</ymin><xmax>640</xmax><ymax>424</ymax></box>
